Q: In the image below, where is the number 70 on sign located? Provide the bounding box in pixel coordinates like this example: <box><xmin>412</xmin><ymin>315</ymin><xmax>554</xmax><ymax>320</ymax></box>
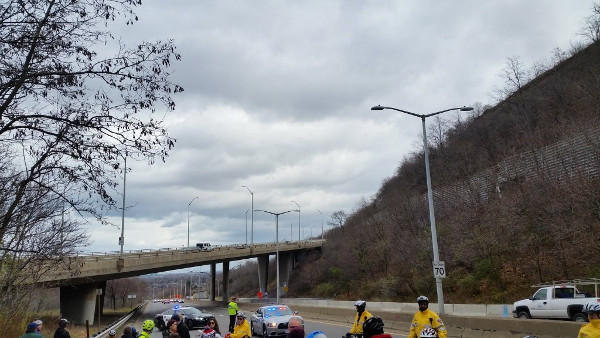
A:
<box><xmin>433</xmin><ymin>261</ymin><xmax>446</xmax><ymax>278</ymax></box>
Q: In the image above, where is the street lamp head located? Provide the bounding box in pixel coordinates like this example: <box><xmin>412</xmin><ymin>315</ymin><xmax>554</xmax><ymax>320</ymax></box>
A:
<box><xmin>189</xmin><ymin>196</ymin><xmax>199</xmax><ymax>206</ymax></box>
<box><xmin>371</xmin><ymin>105</ymin><xmax>385</xmax><ymax>111</ymax></box>
<box><xmin>460</xmin><ymin>106</ymin><xmax>474</xmax><ymax>112</ymax></box>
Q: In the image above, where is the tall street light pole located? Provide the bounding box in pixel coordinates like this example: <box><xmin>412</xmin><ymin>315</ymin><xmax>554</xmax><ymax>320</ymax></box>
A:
<box><xmin>187</xmin><ymin>196</ymin><xmax>199</xmax><ymax>247</ymax></box>
<box><xmin>254</xmin><ymin>209</ymin><xmax>296</xmax><ymax>305</ymax></box>
<box><xmin>119</xmin><ymin>154</ymin><xmax>127</xmax><ymax>259</ymax></box>
<box><xmin>291</xmin><ymin>201</ymin><xmax>300</xmax><ymax>241</ymax></box>
<box><xmin>242</xmin><ymin>186</ymin><xmax>254</xmax><ymax>246</ymax></box>
<box><xmin>371</xmin><ymin>104</ymin><xmax>473</xmax><ymax>315</ymax></box>
<box><xmin>317</xmin><ymin>209</ymin><xmax>324</xmax><ymax>240</ymax></box>
<box><xmin>245</xmin><ymin>209</ymin><xmax>249</xmax><ymax>245</ymax></box>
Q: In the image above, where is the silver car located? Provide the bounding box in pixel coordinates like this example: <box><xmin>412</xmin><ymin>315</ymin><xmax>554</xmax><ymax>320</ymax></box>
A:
<box><xmin>250</xmin><ymin>305</ymin><xmax>303</xmax><ymax>337</ymax></box>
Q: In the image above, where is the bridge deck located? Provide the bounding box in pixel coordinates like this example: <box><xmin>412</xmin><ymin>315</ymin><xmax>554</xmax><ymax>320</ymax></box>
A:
<box><xmin>40</xmin><ymin>240</ymin><xmax>324</xmax><ymax>286</ymax></box>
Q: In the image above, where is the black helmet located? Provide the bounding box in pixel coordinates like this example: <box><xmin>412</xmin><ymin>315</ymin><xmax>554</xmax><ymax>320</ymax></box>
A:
<box><xmin>363</xmin><ymin>316</ymin><xmax>384</xmax><ymax>337</ymax></box>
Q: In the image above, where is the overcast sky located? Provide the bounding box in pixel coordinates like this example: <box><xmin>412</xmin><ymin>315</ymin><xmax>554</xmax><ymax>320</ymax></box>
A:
<box><xmin>84</xmin><ymin>1</ymin><xmax>595</xmax><ymax>255</ymax></box>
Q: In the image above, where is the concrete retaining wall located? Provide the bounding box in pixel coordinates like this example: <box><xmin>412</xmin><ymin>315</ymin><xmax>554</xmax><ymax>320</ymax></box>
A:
<box><xmin>237</xmin><ymin>299</ymin><xmax>583</xmax><ymax>337</ymax></box>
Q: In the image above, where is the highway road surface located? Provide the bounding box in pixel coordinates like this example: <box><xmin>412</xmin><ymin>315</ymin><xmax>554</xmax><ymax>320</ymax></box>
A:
<box><xmin>135</xmin><ymin>301</ymin><xmax>409</xmax><ymax>338</ymax></box>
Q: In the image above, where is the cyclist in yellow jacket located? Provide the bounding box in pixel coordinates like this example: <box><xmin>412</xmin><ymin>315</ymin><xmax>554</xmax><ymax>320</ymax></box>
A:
<box><xmin>579</xmin><ymin>300</ymin><xmax>600</xmax><ymax>338</ymax></box>
<box><xmin>347</xmin><ymin>300</ymin><xmax>372</xmax><ymax>337</ymax></box>
<box><xmin>227</xmin><ymin>312</ymin><xmax>251</xmax><ymax>338</ymax></box>
<box><xmin>408</xmin><ymin>296</ymin><xmax>447</xmax><ymax>338</ymax></box>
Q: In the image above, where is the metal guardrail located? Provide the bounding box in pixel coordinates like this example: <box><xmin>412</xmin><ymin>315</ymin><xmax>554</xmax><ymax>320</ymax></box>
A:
<box><xmin>73</xmin><ymin>240</ymin><xmax>324</xmax><ymax>261</ymax></box>
<box><xmin>91</xmin><ymin>302</ymin><xmax>145</xmax><ymax>337</ymax></box>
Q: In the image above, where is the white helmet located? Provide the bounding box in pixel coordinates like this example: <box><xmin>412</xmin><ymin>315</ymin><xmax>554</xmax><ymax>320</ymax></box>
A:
<box><xmin>355</xmin><ymin>300</ymin><xmax>366</xmax><ymax>307</ymax></box>
<box><xmin>417</xmin><ymin>295</ymin><xmax>429</xmax><ymax>303</ymax></box>
<box><xmin>584</xmin><ymin>300</ymin><xmax>600</xmax><ymax>313</ymax></box>
<box><xmin>108</xmin><ymin>329</ymin><xmax>117</xmax><ymax>336</ymax></box>
<box><xmin>419</xmin><ymin>327</ymin><xmax>438</xmax><ymax>338</ymax></box>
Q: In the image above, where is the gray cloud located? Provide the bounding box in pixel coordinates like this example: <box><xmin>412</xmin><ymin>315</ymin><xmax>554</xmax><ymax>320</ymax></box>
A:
<box><xmin>85</xmin><ymin>0</ymin><xmax>595</xmax><ymax>253</ymax></box>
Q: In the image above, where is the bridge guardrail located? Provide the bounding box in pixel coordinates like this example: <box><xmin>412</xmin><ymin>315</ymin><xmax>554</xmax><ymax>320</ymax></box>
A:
<box><xmin>73</xmin><ymin>240</ymin><xmax>324</xmax><ymax>261</ymax></box>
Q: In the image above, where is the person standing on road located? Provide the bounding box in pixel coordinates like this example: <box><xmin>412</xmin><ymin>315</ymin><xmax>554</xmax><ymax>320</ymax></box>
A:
<box><xmin>347</xmin><ymin>300</ymin><xmax>372</xmax><ymax>337</ymax></box>
<box><xmin>53</xmin><ymin>319</ymin><xmax>70</xmax><ymax>338</ymax></box>
<box><xmin>362</xmin><ymin>316</ymin><xmax>392</xmax><ymax>338</ymax></box>
<box><xmin>171</xmin><ymin>314</ymin><xmax>190</xmax><ymax>338</ymax></box>
<box><xmin>228</xmin><ymin>296</ymin><xmax>239</xmax><ymax>333</ymax></box>
<box><xmin>408</xmin><ymin>296</ymin><xmax>446</xmax><ymax>338</ymax></box>
<box><xmin>579</xmin><ymin>300</ymin><xmax>600</xmax><ymax>338</ymax></box>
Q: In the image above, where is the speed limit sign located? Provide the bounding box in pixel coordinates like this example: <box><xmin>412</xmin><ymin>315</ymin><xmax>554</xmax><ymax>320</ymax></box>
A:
<box><xmin>433</xmin><ymin>261</ymin><xmax>446</xmax><ymax>278</ymax></box>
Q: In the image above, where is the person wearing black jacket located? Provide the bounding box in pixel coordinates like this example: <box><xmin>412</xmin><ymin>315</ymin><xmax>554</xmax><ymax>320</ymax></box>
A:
<box><xmin>54</xmin><ymin>319</ymin><xmax>71</xmax><ymax>338</ymax></box>
<box><xmin>171</xmin><ymin>314</ymin><xmax>190</xmax><ymax>338</ymax></box>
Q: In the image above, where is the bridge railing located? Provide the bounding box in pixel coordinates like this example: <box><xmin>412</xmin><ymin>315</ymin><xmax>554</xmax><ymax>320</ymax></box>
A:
<box><xmin>73</xmin><ymin>239</ymin><xmax>324</xmax><ymax>261</ymax></box>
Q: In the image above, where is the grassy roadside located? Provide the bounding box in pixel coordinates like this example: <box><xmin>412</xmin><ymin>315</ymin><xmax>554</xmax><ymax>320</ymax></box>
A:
<box><xmin>16</xmin><ymin>307</ymin><xmax>137</xmax><ymax>338</ymax></box>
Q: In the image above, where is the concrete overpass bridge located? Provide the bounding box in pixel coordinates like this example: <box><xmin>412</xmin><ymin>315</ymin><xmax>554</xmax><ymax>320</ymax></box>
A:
<box><xmin>42</xmin><ymin>240</ymin><xmax>323</xmax><ymax>324</ymax></box>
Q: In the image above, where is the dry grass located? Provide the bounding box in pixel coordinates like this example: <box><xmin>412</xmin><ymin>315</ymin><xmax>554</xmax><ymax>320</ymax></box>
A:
<box><xmin>10</xmin><ymin>307</ymin><xmax>134</xmax><ymax>338</ymax></box>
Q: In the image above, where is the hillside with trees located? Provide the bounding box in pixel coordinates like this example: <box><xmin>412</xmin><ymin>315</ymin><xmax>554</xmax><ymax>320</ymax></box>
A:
<box><xmin>282</xmin><ymin>16</ymin><xmax>600</xmax><ymax>304</ymax></box>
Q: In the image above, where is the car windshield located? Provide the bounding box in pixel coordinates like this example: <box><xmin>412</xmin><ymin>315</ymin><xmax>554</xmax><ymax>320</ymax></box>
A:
<box><xmin>263</xmin><ymin>306</ymin><xmax>293</xmax><ymax>317</ymax></box>
<box><xmin>182</xmin><ymin>308</ymin><xmax>203</xmax><ymax>315</ymax></box>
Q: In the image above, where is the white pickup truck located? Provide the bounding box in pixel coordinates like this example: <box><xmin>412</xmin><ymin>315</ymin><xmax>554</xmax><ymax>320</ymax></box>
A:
<box><xmin>513</xmin><ymin>280</ymin><xmax>599</xmax><ymax>322</ymax></box>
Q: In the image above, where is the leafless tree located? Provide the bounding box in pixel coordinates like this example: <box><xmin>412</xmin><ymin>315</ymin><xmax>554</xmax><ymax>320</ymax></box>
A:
<box><xmin>0</xmin><ymin>0</ymin><xmax>181</xmax><ymax>327</ymax></box>
<box><xmin>580</xmin><ymin>2</ymin><xmax>600</xmax><ymax>43</ymax></box>
<box><xmin>328</xmin><ymin>210</ymin><xmax>347</xmax><ymax>228</ymax></box>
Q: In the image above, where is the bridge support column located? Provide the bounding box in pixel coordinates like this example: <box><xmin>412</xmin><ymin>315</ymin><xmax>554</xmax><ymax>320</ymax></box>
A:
<box><xmin>210</xmin><ymin>263</ymin><xmax>216</xmax><ymax>301</ymax></box>
<box><xmin>278</xmin><ymin>252</ymin><xmax>294</xmax><ymax>295</ymax></box>
<box><xmin>60</xmin><ymin>283</ymin><xmax>100</xmax><ymax>325</ymax></box>
<box><xmin>98</xmin><ymin>281</ymin><xmax>106</xmax><ymax>317</ymax></box>
<box><xmin>257</xmin><ymin>254</ymin><xmax>269</xmax><ymax>295</ymax></box>
<box><xmin>222</xmin><ymin>261</ymin><xmax>229</xmax><ymax>306</ymax></box>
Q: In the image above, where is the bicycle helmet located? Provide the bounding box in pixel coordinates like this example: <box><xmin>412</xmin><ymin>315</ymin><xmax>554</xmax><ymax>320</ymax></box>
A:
<box><xmin>417</xmin><ymin>295</ymin><xmax>429</xmax><ymax>303</ymax></box>
<box><xmin>142</xmin><ymin>319</ymin><xmax>155</xmax><ymax>331</ymax></box>
<box><xmin>306</xmin><ymin>331</ymin><xmax>327</xmax><ymax>338</ymax></box>
<box><xmin>355</xmin><ymin>300</ymin><xmax>366</xmax><ymax>313</ymax></box>
<box><xmin>236</xmin><ymin>311</ymin><xmax>246</xmax><ymax>318</ymax></box>
<box><xmin>108</xmin><ymin>329</ymin><xmax>117</xmax><ymax>336</ymax></box>
<box><xmin>362</xmin><ymin>316</ymin><xmax>384</xmax><ymax>337</ymax></box>
<box><xmin>584</xmin><ymin>300</ymin><xmax>600</xmax><ymax>313</ymax></box>
<box><xmin>419</xmin><ymin>327</ymin><xmax>438</xmax><ymax>338</ymax></box>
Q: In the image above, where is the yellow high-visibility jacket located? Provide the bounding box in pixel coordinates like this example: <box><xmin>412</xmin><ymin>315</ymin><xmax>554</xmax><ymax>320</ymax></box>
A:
<box><xmin>230</xmin><ymin>319</ymin><xmax>251</xmax><ymax>338</ymax></box>
<box><xmin>228</xmin><ymin>301</ymin><xmax>239</xmax><ymax>315</ymax></box>
<box><xmin>349</xmin><ymin>310</ymin><xmax>372</xmax><ymax>334</ymax></box>
<box><xmin>408</xmin><ymin>308</ymin><xmax>447</xmax><ymax>338</ymax></box>
<box><xmin>579</xmin><ymin>318</ymin><xmax>600</xmax><ymax>338</ymax></box>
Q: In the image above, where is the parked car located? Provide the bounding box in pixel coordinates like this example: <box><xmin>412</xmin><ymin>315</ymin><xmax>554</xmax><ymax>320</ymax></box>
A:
<box><xmin>158</xmin><ymin>306</ymin><xmax>214</xmax><ymax>330</ymax></box>
<box><xmin>250</xmin><ymin>305</ymin><xmax>303</xmax><ymax>337</ymax></box>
